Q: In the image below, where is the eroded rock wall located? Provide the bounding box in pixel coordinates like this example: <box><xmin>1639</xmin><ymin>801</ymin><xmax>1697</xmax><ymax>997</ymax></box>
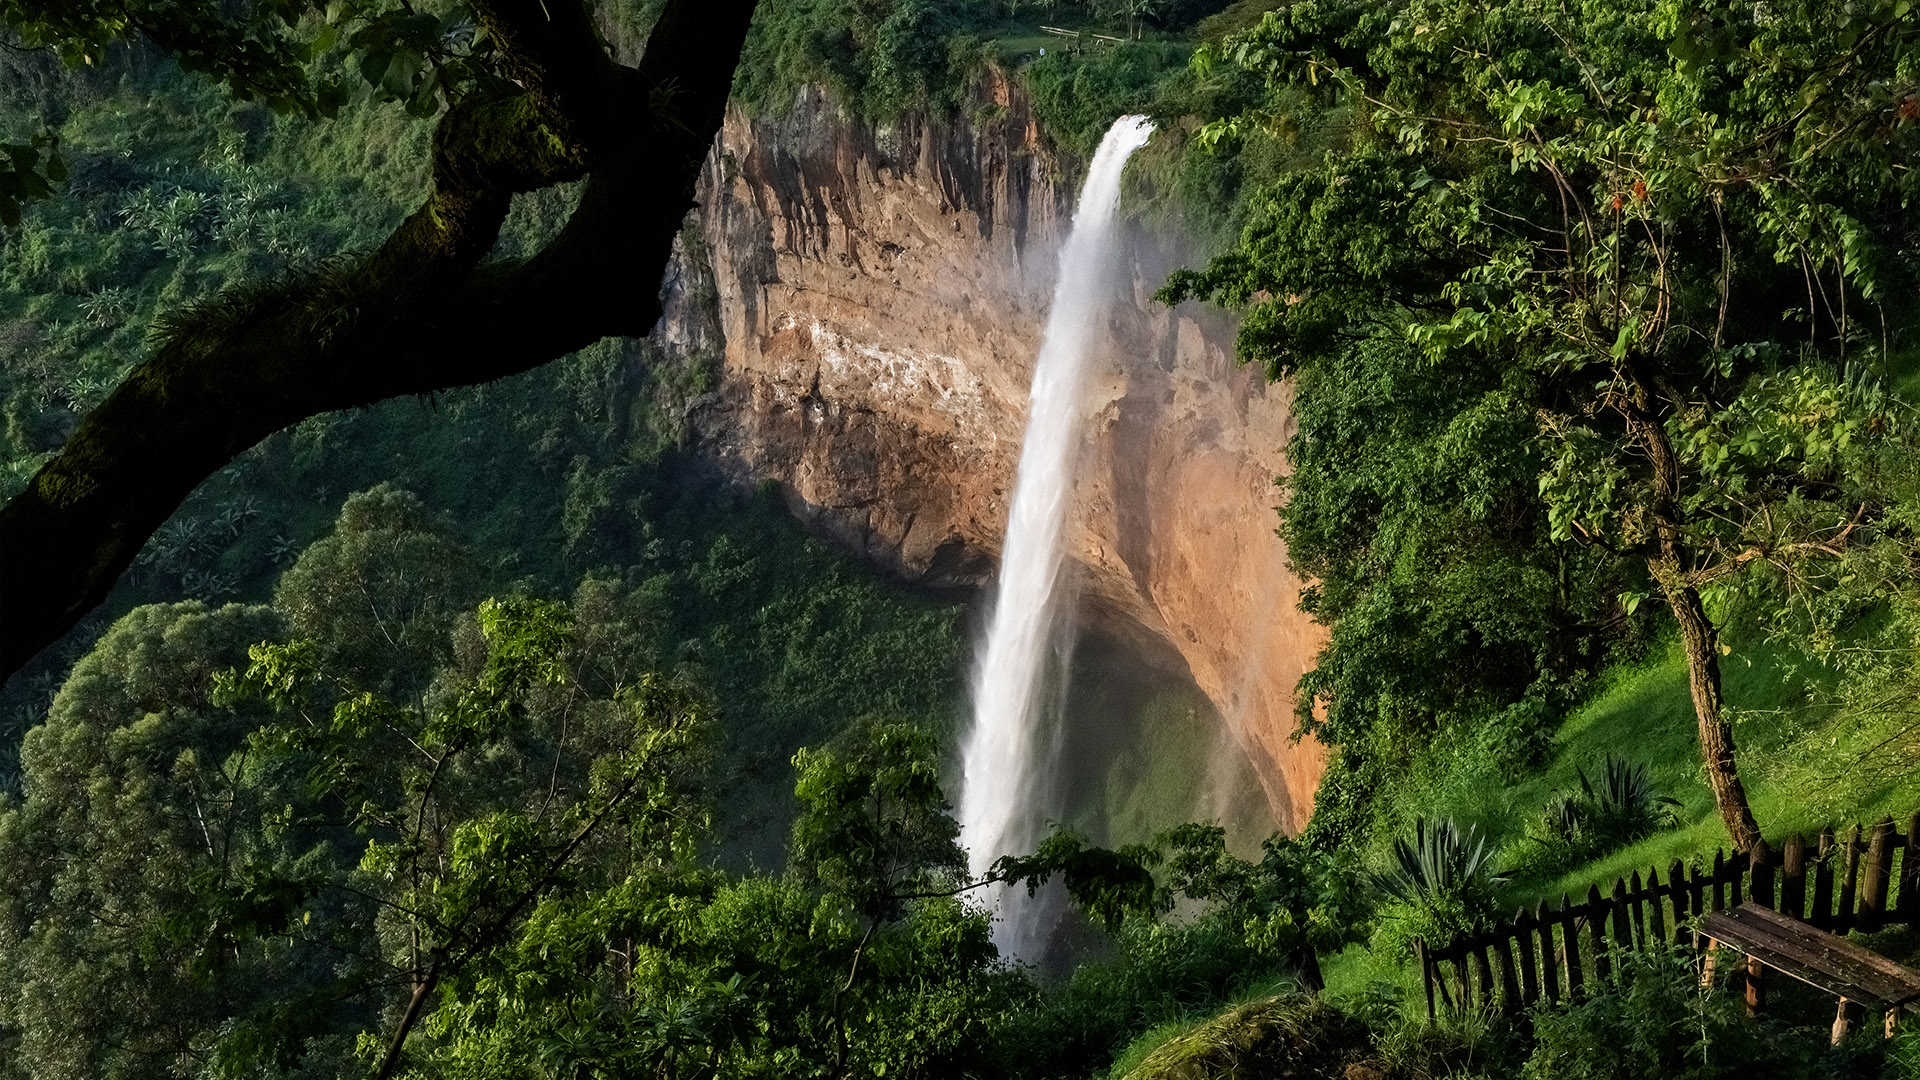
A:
<box><xmin>677</xmin><ymin>83</ymin><xmax>1327</xmax><ymax>831</ymax></box>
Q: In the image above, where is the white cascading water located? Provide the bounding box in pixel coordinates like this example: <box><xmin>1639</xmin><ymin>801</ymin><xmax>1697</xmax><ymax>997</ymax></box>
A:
<box><xmin>959</xmin><ymin>115</ymin><xmax>1155</xmax><ymax>958</ymax></box>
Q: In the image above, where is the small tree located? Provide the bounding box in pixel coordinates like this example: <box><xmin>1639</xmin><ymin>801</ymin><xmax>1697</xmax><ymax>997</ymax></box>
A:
<box><xmin>790</xmin><ymin>720</ymin><xmax>970</xmax><ymax>1070</ymax></box>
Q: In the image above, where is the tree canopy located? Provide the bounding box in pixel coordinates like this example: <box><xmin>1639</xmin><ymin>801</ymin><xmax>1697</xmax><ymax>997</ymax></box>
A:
<box><xmin>1164</xmin><ymin>0</ymin><xmax>1920</xmax><ymax>849</ymax></box>
<box><xmin>0</xmin><ymin>0</ymin><xmax>757</xmax><ymax>682</ymax></box>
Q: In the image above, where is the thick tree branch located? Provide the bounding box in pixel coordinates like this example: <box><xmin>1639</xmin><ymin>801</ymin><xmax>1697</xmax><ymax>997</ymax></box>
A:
<box><xmin>0</xmin><ymin>0</ymin><xmax>758</xmax><ymax>682</ymax></box>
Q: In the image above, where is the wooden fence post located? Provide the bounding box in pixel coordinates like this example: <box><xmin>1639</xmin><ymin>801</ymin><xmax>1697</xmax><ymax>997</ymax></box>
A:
<box><xmin>1647</xmin><ymin>867</ymin><xmax>1667</xmax><ymax>944</ymax></box>
<box><xmin>1611</xmin><ymin>880</ymin><xmax>1634</xmax><ymax>953</ymax></box>
<box><xmin>1494</xmin><ymin>933</ymin><xmax>1522</xmax><ymax>1013</ymax></box>
<box><xmin>1712</xmin><ymin>850</ymin><xmax>1728</xmax><ymax>913</ymax></box>
<box><xmin>1840</xmin><ymin>824</ymin><xmax>1863</xmax><ymax>932</ymax></box>
<box><xmin>1588</xmin><ymin>885</ymin><xmax>1612</xmax><ymax>985</ymax></box>
<box><xmin>1861</xmin><ymin>818</ymin><xmax>1894</xmax><ymax>932</ymax></box>
<box><xmin>1750</xmin><ymin>840</ymin><xmax>1775</xmax><ymax>910</ymax></box>
<box><xmin>1514</xmin><ymin>907</ymin><xmax>1539</xmax><ymax>1006</ymax></box>
<box><xmin>1814</xmin><ymin>829</ymin><xmax>1836</xmax><ymax>929</ymax></box>
<box><xmin>1417</xmin><ymin>939</ymin><xmax>1436</xmax><ymax>1021</ymax></box>
<box><xmin>1562</xmin><ymin>894</ymin><xmax>1585</xmax><ymax>999</ymax></box>
<box><xmin>1782</xmin><ymin>834</ymin><xmax>1807</xmax><ymax>919</ymax></box>
<box><xmin>1536</xmin><ymin>901</ymin><xmax>1560</xmax><ymax>1004</ymax></box>
<box><xmin>1899</xmin><ymin>812</ymin><xmax>1920</xmax><ymax>924</ymax></box>
<box><xmin>1628</xmin><ymin>871</ymin><xmax>1648</xmax><ymax>946</ymax></box>
<box><xmin>1670</xmin><ymin>858</ymin><xmax>1691</xmax><ymax>946</ymax></box>
<box><xmin>1472</xmin><ymin>940</ymin><xmax>1495</xmax><ymax>1007</ymax></box>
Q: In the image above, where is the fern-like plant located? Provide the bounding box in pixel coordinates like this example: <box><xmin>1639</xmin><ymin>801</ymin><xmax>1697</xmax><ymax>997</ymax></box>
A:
<box><xmin>1367</xmin><ymin>818</ymin><xmax>1508</xmax><ymax>955</ymax></box>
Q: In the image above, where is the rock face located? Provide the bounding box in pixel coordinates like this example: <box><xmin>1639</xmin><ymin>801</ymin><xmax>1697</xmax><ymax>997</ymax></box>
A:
<box><xmin>676</xmin><ymin>83</ymin><xmax>1327</xmax><ymax>832</ymax></box>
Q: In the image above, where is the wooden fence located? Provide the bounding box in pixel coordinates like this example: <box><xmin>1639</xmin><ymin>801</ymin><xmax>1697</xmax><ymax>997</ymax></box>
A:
<box><xmin>1415</xmin><ymin>812</ymin><xmax>1920</xmax><ymax>1019</ymax></box>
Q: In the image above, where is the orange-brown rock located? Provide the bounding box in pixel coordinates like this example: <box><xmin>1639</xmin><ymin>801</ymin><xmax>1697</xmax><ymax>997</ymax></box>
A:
<box><xmin>679</xmin><ymin>84</ymin><xmax>1327</xmax><ymax>831</ymax></box>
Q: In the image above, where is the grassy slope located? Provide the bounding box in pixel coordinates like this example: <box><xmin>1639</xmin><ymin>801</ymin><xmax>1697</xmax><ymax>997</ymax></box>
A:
<box><xmin>1310</xmin><ymin>350</ymin><xmax>1920</xmax><ymax>1004</ymax></box>
<box><xmin>1317</xmin><ymin>631</ymin><xmax>1919</xmax><ymax>1006</ymax></box>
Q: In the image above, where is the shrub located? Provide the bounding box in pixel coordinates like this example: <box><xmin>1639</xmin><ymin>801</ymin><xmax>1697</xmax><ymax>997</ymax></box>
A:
<box><xmin>1367</xmin><ymin>817</ymin><xmax>1507</xmax><ymax>959</ymax></box>
<box><xmin>1369</xmin><ymin>818</ymin><xmax>1505</xmax><ymax>910</ymax></box>
<box><xmin>1531</xmin><ymin>755</ymin><xmax>1678</xmax><ymax>869</ymax></box>
<box><xmin>1020</xmin><ymin>42</ymin><xmax>1190</xmax><ymax>158</ymax></box>
<box><xmin>1524</xmin><ymin>946</ymin><xmax>1863</xmax><ymax>1080</ymax></box>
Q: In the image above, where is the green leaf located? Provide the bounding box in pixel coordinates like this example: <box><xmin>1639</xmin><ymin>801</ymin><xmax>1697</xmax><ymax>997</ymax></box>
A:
<box><xmin>1610</xmin><ymin>321</ymin><xmax>1634</xmax><ymax>360</ymax></box>
<box><xmin>359</xmin><ymin>48</ymin><xmax>392</xmax><ymax>88</ymax></box>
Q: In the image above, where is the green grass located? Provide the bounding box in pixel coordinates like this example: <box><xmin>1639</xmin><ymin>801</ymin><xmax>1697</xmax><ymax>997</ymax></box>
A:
<box><xmin>1366</xmin><ymin>631</ymin><xmax>1911</xmax><ymax>890</ymax></box>
<box><xmin>1320</xmin><ymin>939</ymin><xmax>1420</xmax><ymax>1006</ymax></box>
<box><xmin>1107</xmin><ymin>1015</ymin><xmax>1206</xmax><ymax>1079</ymax></box>
<box><xmin>1320</xmin><ymin>622</ymin><xmax>1920</xmax><ymax>1007</ymax></box>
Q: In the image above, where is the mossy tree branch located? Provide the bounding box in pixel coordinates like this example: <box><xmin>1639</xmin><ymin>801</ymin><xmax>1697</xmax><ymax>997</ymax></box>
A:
<box><xmin>0</xmin><ymin>0</ymin><xmax>758</xmax><ymax>681</ymax></box>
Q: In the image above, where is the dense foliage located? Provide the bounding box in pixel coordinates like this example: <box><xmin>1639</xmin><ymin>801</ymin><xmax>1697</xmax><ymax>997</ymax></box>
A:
<box><xmin>0</xmin><ymin>543</ymin><xmax>1351</xmax><ymax>1077</ymax></box>
<box><xmin>11</xmin><ymin>0</ymin><xmax>1920</xmax><ymax>1074</ymax></box>
<box><xmin>0</xmin><ymin>57</ymin><xmax>968</xmax><ymax>861</ymax></box>
<box><xmin>0</xmin><ymin>579</ymin><xmax>988</xmax><ymax>1079</ymax></box>
<box><xmin>1165</xmin><ymin>0</ymin><xmax>1920</xmax><ymax>852</ymax></box>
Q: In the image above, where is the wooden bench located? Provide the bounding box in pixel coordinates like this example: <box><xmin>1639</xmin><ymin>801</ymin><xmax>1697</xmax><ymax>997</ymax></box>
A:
<box><xmin>1699</xmin><ymin>903</ymin><xmax>1920</xmax><ymax>1043</ymax></box>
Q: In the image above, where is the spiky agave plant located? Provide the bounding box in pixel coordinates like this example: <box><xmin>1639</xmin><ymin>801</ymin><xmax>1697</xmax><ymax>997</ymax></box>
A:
<box><xmin>1368</xmin><ymin>818</ymin><xmax>1506</xmax><ymax>909</ymax></box>
<box><xmin>1575</xmin><ymin>754</ymin><xmax>1679</xmax><ymax>848</ymax></box>
<box><xmin>1542</xmin><ymin>792</ymin><xmax>1586</xmax><ymax>845</ymax></box>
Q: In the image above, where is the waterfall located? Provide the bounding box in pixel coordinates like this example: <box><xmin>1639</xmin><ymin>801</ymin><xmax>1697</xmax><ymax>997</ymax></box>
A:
<box><xmin>959</xmin><ymin>115</ymin><xmax>1155</xmax><ymax>958</ymax></box>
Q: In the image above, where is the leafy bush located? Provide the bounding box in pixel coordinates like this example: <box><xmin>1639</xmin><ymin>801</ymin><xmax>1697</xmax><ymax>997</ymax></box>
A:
<box><xmin>1529</xmin><ymin>755</ymin><xmax>1679</xmax><ymax>870</ymax></box>
<box><xmin>732</xmin><ymin>0</ymin><xmax>993</xmax><ymax>119</ymax></box>
<box><xmin>1524</xmin><ymin>947</ymin><xmax>1862</xmax><ymax>1080</ymax></box>
<box><xmin>1021</xmin><ymin>41</ymin><xmax>1189</xmax><ymax>157</ymax></box>
<box><xmin>1277</xmin><ymin>336</ymin><xmax>1637</xmax><ymax>855</ymax></box>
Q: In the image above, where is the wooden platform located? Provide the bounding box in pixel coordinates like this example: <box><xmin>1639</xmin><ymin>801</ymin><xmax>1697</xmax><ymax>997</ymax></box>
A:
<box><xmin>1699</xmin><ymin>903</ymin><xmax>1920</xmax><ymax>1042</ymax></box>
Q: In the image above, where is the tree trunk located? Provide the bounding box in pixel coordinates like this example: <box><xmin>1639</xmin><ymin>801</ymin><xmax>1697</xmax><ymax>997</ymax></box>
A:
<box><xmin>1659</xmin><ymin>569</ymin><xmax>1763</xmax><ymax>851</ymax></box>
<box><xmin>1625</xmin><ymin>362</ymin><xmax>1764</xmax><ymax>852</ymax></box>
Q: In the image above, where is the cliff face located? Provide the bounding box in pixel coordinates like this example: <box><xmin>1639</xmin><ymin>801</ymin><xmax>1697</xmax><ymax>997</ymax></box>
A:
<box><xmin>675</xmin><ymin>83</ymin><xmax>1326</xmax><ymax>832</ymax></box>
